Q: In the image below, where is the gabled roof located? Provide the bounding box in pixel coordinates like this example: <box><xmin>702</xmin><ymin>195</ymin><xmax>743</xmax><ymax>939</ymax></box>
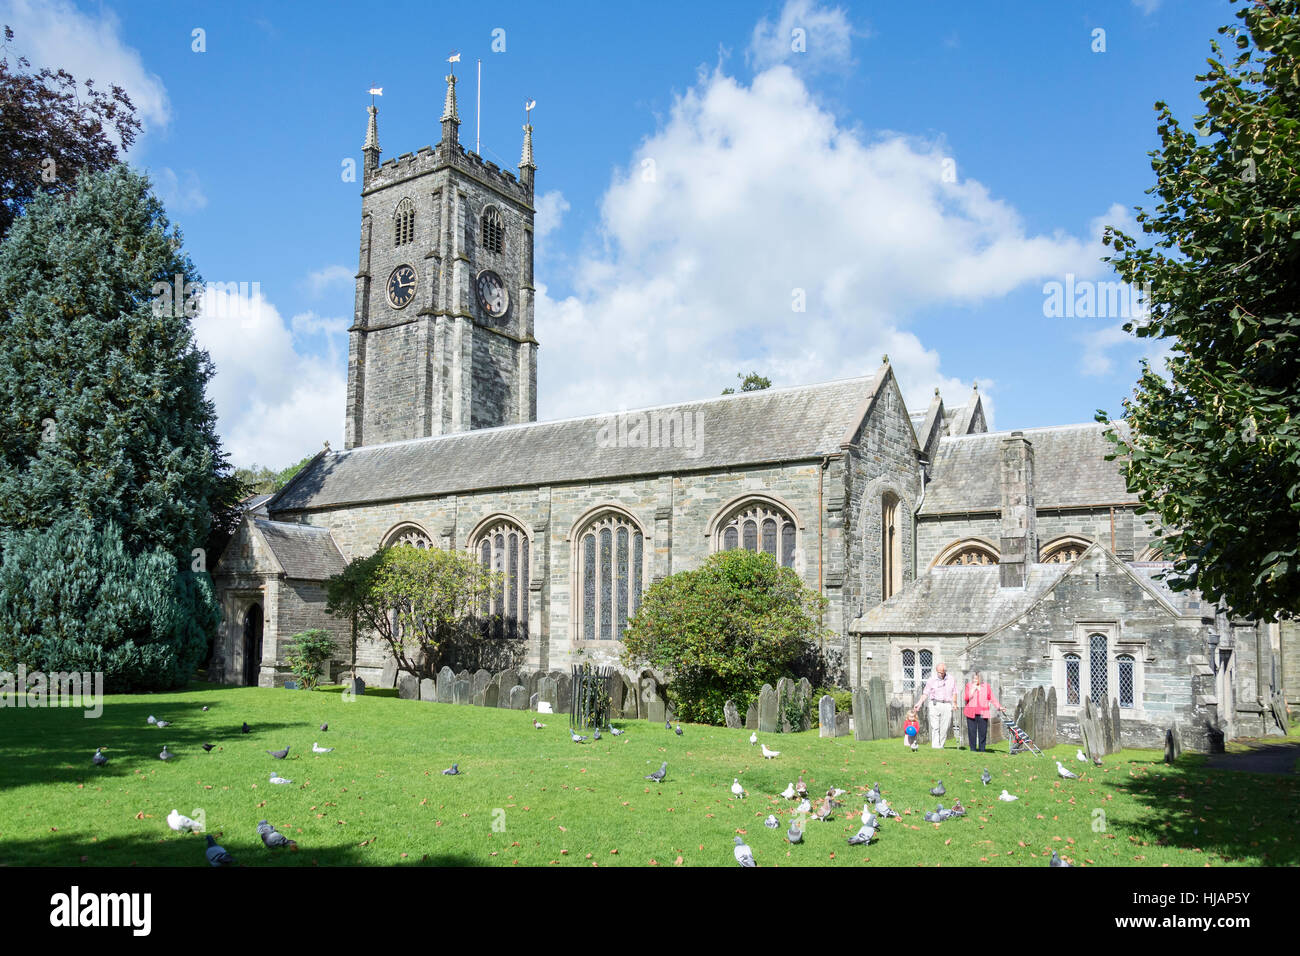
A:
<box><xmin>850</xmin><ymin>564</ymin><xmax>1070</xmax><ymax>634</ymax></box>
<box><xmin>919</xmin><ymin>422</ymin><xmax>1136</xmax><ymax>515</ymax></box>
<box><xmin>253</xmin><ymin>518</ymin><xmax>347</xmax><ymax>580</ymax></box>
<box><xmin>270</xmin><ymin>374</ymin><xmax>884</xmax><ymax>512</ymax></box>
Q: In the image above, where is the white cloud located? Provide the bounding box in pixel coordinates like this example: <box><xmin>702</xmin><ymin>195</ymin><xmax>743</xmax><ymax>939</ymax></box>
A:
<box><xmin>193</xmin><ymin>286</ymin><xmax>345</xmax><ymax>467</ymax></box>
<box><xmin>304</xmin><ymin>264</ymin><xmax>354</xmax><ymax>297</ymax></box>
<box><xmin>152</xmin><ymin>167</ymin><xmax>206</xmax><ymax>213</ymax></box>
<box><xmin>536</xmin><ymin>63</ymin><xmax>1107</xmax><ymax>425</ymax></box>
<box><xmin>748</xmin><ymin>0</ymin><xmax>859</xmax><ymax>75</ymax></box>
<box><xmin>1132</xmin><ymin>0</ymin><xmax>1162</xmax><ymax>14</ymax></box>
<box><xmin>534</xmin><ymin>190</ymin><xmax>569</xmax><ymax>240</ymax></box>
<box><xmin>1</xmin><ymin>0</ymin><xmax>170</xmax><ymax>137</ymax></box>
<box><xmin>291</xmin><ymin>310</ymin><xmax>349</xmax><ymax>337</ymax></box>
<box><xmin>1079</xmin><ymin>323</ymin><xmax>1173</xmax><ymax>379</ymax></box>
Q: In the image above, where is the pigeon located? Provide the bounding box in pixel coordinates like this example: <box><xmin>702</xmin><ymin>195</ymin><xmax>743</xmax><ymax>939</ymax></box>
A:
<box><xmin>204</xmin><ymin>834</ymin><xmax>234</xmax><ymax>866</ymax></box>
<box><xmin>761</xmin><ymin>743</ymin><xmax>780</xmax><ymax>759</ymax></box>
<box><xmin>796</xmin><ymin>777</ymin><xmax>808</xmax><ymax>798</ymax></box>
<box><xmin>1050</xmin><ymin>850</ymin><xmax>1069</xmax><ymax>867</ymax></box>
<box><xmin>167</xmin><ymin>809</ymin><xmax>200</xmax><ymax>832</ymax></box>
<box><xmin>787</xmin><ymin>821</ymin><xmax>803</xmax><ymax>844</ymax></box>
<box><xmin>241</xmin><ymin>722</ymin><xmax>251</xmax><ymax>734</ymax></box>
<box><xmin>155</xmin><ymin>720</ymin><xmax>170</xmax><ymax>728</ymax></box>
<box><xmin>147</xmin><ymin>715</ymin><xmax>157</xmax><ymax>725</ymax></box>
<box><xmin>319</xmin><ymin>723</ymin><xmax>327</xmax><ymax>731</ymax></box>
<box><xmin>159</xmin><ymin>745</ymin><xmax>174</xmax><ymax>761</ymax></box>
<box><xmin>202</xmin><ymin>744</ymin><xmax>216</xmax><ymax>752</ymax></box>
<box><xmin>763</xmin><ymin>814</ymin><xmax>779</xmax><ymax>828</ymax></box>
<box><xmin>814</xmin><ymin>800</ymin><xmax>833</xmax><ymax>823</ymax></box>
<box><xmin>829</xmin><ymin>787</ymin><xmax>848</xmax><ymax>800</ymax></box>
<box><xmin>202</xmin><ymin>706</ymin><xmax>209</xmax><ymax>712</ymax></box>
<box><xmin>865</xmin><ymin>783</ymin><xmax>881</xmax><ymax>803</ymax></box>
<box><xmin>779</xmin><ymin>783</ymin><xmax>797</xmax><ymax>800</ymax></box>
<box><xmin>267</xmin><ymin>746</ymin><xmax>290</xmax><ymax>760</ymax></box>
<box><xmin>442</xmin><ymin>763</ymin><xmax>460</xmax><ymax>775</ymax></box>
<box><xmin>665</xmin><ymin>719</ymin><xmax>672</xmax><ymax>730</ymax></box>
<box><xmin>731</xmin><ymin>778</ymin><xmax>746</xmax><ymax>799</ymax></box>
<box><xmin>533</xmin><ymin>719</ymin><xmax>546</xmax><ymax>729</ymax></box>
<box><xmin>848</xmin><ymin>824</ymin><xmax>876</xmax><ymax>846</ymax></box>
<box><xmin>312</xmin><ymin>742</ymin><xmax>333</xmax><ymax>753</ymax></box>
<box><xmin>875</xmin><ymin>799</ymin><xmax>900</xmax><ymax>819</ymax></box>
<box><xmin>258</xmin><ymin>820</ymin><xmax>295</xmax><ymax>849</ymax></box>
<box><xmin>950</xmin><ymin>800</ymin><xmax>966</xmax><ymax>817</ymax></box>
<box><xmin>981</xmin><ymin>767</ymin><xmax>991</xmax><ymax>786</ymax></box>
<box><xmin>750</xmin><ymin>732</ymin><xmax>758</xmax><ymax>745</ymax></box>
<box><xmin>998</xmin><ymin>789</ymin><xmax>1018</xmax><ymax>801</ymax></box>
<box><xmin>674</xmin><ymin>724</ymin><xmax>683</xmax><ymax>736</ymax></box>
<box><xmin>925</xmin><ymin>809</ymin><xmax>944</xmax><ymax>823</ymax></box>
<box><xmin>570</xmin><ymin>730</ymin><xmax>588</xmax><ymax>743</ymax></box>
<box><xmin>1056</xmin><ymin>760</ymin><xmax>1079</xmax><ymax>780</ymax></box>
<box><xmin>1092</xmin><ymin>754</ymin><xmax>1104</xmax><ymax>767</ymax></box>
<box><xmin>796</xmin><ymin>798</ymin><xmax>811</xmax><ymax>814</ymax></box>
<box><xmin>1076</xmin><ymin>748</ymin><xmax>1088</xmax><ymax>762</ymax></box>
<box><xmin>930</xmin><ymin>779</ymin><xmax>946</xmax><ymax>796</ymax></box>
<box><xmin>734</xmin><ymin>836</ymin><xmax>756</xmax><ymax>867</ymax></box>
<box><xmin>645</xmin><ymin>762</ymin><xmax>667</xmax><ymax>783</ymax></box>
<box><xmin>92</xmin><ymin>747</ymin><xmax>107</xmax><ymax>766</ymax></box>
<box><xmin>860</xmin><ymin>804</ymin><xmax>876</xmax><ymax>827</ymax></box>
<box><xmin>610</xmin><ymin>727</ymin><xmax>625</xmax><ymax>736</ymax></box>
<box><xmin>269</xmin><ymin>770</ymin><xmax>293</xmax><ymax>784</ymax></box>
<box><xmin>593</xmin><ymin>729</ymin><xmax>601</xmax><ymax>740</ymax></box>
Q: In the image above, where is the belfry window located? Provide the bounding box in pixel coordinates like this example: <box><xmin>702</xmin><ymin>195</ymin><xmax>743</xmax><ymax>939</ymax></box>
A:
<box><xmin>394</xmin><ymin>198</ymin><xmax>415</xmax><ymax>247</ymax></box>
<box><xmin>481</xmin><ymin>206</ymin><xmax>504</xmax><ymax>254</ymax></box>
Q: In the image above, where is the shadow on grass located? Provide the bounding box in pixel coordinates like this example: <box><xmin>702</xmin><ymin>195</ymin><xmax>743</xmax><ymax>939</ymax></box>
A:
<box><xmin>1099</xmin><ymin>753</ymin><xmax>1300</xmax><ymax>866</ymax></box>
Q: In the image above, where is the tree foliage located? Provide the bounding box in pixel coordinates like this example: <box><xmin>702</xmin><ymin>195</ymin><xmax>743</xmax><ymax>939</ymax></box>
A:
<box><xmin>234</xmin><ymin>454</ymin><xmax>317</xmax><ymax>496</ymax></box>
<box><xmin>621</xmin><ymin>548</ymin><xmax>828</xmax><ymax>724</ymax></box>
<box><xmin>283</xmin><ymin>629</ymin><xmax>336</xmax><ymax>691</ymax></box>
<box><xmin>1099</xmin><ymin>0</ymin><xmax>1300</xmax><ymax>620</ymax></box>
<box><xmin>721</xmin><ymin>371</ymin><xmax>772</xmax><ymax>395</ymax></box>
<box><xmin>0</xmin><ymin>26</ymin><xmax>141</xmax><ymax>238</ymax></box>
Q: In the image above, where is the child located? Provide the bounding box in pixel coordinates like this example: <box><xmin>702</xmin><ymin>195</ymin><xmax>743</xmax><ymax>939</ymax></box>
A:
<box><xmin>903</xmin><ymin>707</ymin><xmax>920</xmax><ymax>750</ymax></box>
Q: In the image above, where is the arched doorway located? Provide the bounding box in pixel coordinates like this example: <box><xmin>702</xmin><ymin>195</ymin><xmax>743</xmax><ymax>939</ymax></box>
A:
<box><xmin>242</xmin><ymin>603</ymin><xmax>264</xmax><ymax>687</ymax></box>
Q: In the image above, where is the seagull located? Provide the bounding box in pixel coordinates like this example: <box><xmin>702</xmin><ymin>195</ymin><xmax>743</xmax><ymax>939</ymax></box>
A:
<box><xmin>241</xmin><ymin>722</ymin><xmax>251</xmax><ymax>734</ymax></box>
<box><xmin>258</xmin><ymin>820</ymin><xmax>295</xmax><ymax>849</ymax></box>
<box><xmin>320</xmin><ymin>723</ymin><xmax>327</xmax><ymax>731</ymax></box>
<box><xmin>796</xmin><ymin>798</ymin><xmax>812</xmax><ymax>814</ymax></box>
<box><xmin>1056</xmin><ymin>760</ymin><xmax>1079</xmax><ymax>780</ymax></box>
<box><xmin>731</xmin><ymin>778</ymin><xmax>746</xmax><ymax>799</ymax></box>
<box><xmin>267</xmin><ymin>746</ymin><xmax>290</xmax><ymax>759</ymax></box>
<box><xmin>202</xmin><ymin>744</ymin><xmax>216</xmax><ymax>752</ymax></box>
<box><xmin>204</xmin><ymin>834</ymin><xmax>234</xmax><ymax>866</ymax></box>
<box><xmin>167</xmin><ymin>809</ymin><xmax>200</xmax><ymax>832</ymax></box>
<box><xmin>787</xmin><ymin>821</ymin><xmax>803</xmax><ymax>844</ymax></box>
<box><xmin>750</xmin><ymin>732</ymin><xmax>758</xmax><ymax>745</ymax></box>
<box><xmin>981</xmin><ymin>767</ymin><xmax>992</xmax><ymax>786</ymax></box>
<box><xmin>1076</xmin><ymin>748</ymin><xmax>1088</xmax><ymax>762</ymax></box>
<box><xmin>763</xmin><ymin>814</ymin><xmax>779</xmax><ymax>828</ymax></box>
<box><xmin>442</xmin><ymin>764</ymin><xmax>460</xmax><ymax>775</ymax></box>
<box><xmin>533</xmin><ymin>719</ymin><xmax>546</xmax><ymax>729</ymax></box>
<box><xmin>92</xmin><ymin>747</ymin><xmax>107</xmax><ymax>766</ymax></box>
<box><xmin>848</xmin><ymin>824</ymin><xmax>876</xmax><ymax>846</ymax></box>
<box><xmin>796</xmin><ymin>777</ymin><xmax>808</xmax><ymax>798</ymax></box>
<box><xmin>570</xmin><ymin>730</ymin><xmax>588</xmax><ymax>743</ymax></box>
<box><xmin>674</xmin><ymin>724</ymin><xmax>683</xmax><ymax>736</ymax></box>
<box><xmin>593</xmin><ymin>729</ymin><xmax>602</xmax><ymax>740</ymax></box>
<box><xmin>998</xmin><ymin>789</ymin><xmax>1018</xmax><ymax>801</ymax></box>
<box><xmin>734</xmin><ymin>836</ymin><xmax>756</xmax><ymax>867</ymax></box>
<box><xmin>1050</xmin><ymin>850</ymin><xmax>1069</xmax><ymax>867</ymax></box>
<box><xmin>159</xmin><ymin>745</ymin><xmax>174</xmax><ymax>761</ymax></box>
<box><xmin>610</xmin><ymin>727</ymin><xmax>625</xmax><ymax>736</ymax></box>
<box><xmin>269</xmin><ymin>772</ymin><xmax>292</xmax><ymax>785</ymax></box>
<box><xmin>865</xmin><ymin>783</ymin><xmax>881</xmax><ymax>803</ymax></box>
<box><xmin>930</xmin><ymin>779</ymin><xmax>946</xmax><ymax>796</ymax></box>
<box><xmin>779</xmin><ymin>783</ymin><xmax>797</xmax><ymax>800</ymax></box>
<box><xmin>312</xmin><ymin>742</ymin><xmax>333</xmax><ymax>753</ymax></box>
<box><xmin>147</xmin><ymin>715</ymin><xmax>157</xmax><ymax>725</ymax></box>
<box><xmin>645</xmin><ymin>762</ymin><xmax>667</xmax><ymax>783</ymax></box>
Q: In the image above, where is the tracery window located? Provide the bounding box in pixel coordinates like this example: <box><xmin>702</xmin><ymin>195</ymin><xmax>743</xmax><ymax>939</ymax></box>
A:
<box><xmin>394</xmin><ymin>198</ymin><xmax>415</xmax><ymax>247</ymax></box>
<box><xmin>576</xmin><ymin>511</ymin><xmax>644</xmax><ymax>641</ymax></box>
<box><xmin>481</xmin><ymin>205</ymin><xmax>504</xmax><ymax>254</ymax></box>
<box><xmin>1041</xmin><ymin>537</ymin><xmax>1090</xmax><ymax>564</ymax></box>
<box><xmin>715</xmin><ymin>500</ymin><xmax>797</xmax><ymax>569</ymax></box>
<box><xmin>384</xmin><ymin>524</ymin><xmax>431</xmax><ymax>549</ymax></box>
<box><xmin>472</xmin><ymin>518</ymin><xmax>529</xmax><ymax>642</ymax></box>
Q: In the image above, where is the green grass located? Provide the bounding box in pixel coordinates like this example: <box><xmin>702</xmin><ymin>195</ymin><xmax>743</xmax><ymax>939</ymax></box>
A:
<box><xmin>1</xmin><ymin>682</ymin><xmax>1296</xmax><ymax>867</ymax></box>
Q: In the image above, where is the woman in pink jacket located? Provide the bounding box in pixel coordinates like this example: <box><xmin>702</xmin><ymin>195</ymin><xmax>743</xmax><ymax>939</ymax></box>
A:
<box><xmin>963</xmin><ymin>672</ymin><xmax>1001</xmax><ymax>753</ymax></box>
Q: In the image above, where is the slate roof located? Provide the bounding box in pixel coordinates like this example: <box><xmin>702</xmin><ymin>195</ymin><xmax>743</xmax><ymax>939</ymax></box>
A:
<box><xmin>253</xmin><ymin>518</ymin><xmax>347</xmax><ymax>580</ymax></box>
<box><xmin>271</xmin><ymin>375</ymin><xmax>884</xmax><ymax>512</ymax></box>
<box><xmin>919</xmin><ymin>423</ymin><xmax>1136</xmax><ymax>515</ymax></box>
<box><xmin>850</xmin><ymin>564</ymin><xmax>1070</xmax><ymax>634</ymax></box>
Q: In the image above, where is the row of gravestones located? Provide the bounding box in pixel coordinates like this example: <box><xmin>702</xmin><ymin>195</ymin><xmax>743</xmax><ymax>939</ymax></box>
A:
<box><xmin>389</xmin><ymin>661</ymin><xmax>670</xmax><ymax>722</ymax></box>
<box><xmin>1077</xmin><ymin>694</ymin><xmax>1123</xmax><ymax>758</ymax></box>
<box><xmin>722</xmin><ymin>677</ymin><xmax>814</xmax><ymax>733</ymax></box>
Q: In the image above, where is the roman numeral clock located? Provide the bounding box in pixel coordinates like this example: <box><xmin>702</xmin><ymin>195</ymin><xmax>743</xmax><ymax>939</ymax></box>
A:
<box><xmin>475</xmin><ymin>269</ymin><xmax>508</xmax><ymax>321</ymax></box>
<box><xmin>387</xmin><ymin>264</ymin><xmax>417</xmax><ymax>309</ymax></box>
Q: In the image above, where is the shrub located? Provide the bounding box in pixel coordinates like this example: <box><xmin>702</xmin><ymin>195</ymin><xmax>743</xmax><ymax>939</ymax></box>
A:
<box><xmin>283</xmin><ymin>629</ymin><xmax>336</xmax><ymax>690</ymax></box>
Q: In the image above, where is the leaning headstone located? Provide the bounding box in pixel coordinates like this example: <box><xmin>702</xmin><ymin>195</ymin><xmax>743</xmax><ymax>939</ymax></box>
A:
<box><xmin>437</xmin><ymin>667</ymin><xmax>456</xmax><ymax>704</ymax></box>
<box><xmin>453</xmin><ymin>679</ymin><xmax>471</xmax><ymax>705</ymax></box>
<box><xmin>381</xmin><ymin>658</ymin><xmax>397</xmax><ymax>689</ymax></box>
<box><xmin>528</xmin><ymin>670</ymin><xmax>545</xmax><ymax>700</ymax></box>
<box><xmin>745</xmin><ymin>701</ymin><xmax>758</xmax><ymax>730</ymax></box>
<box><xmin>1110</xmin><ymin>698</ymin><xmax>1122</xmax><ymax>752</ymax></box>
<box><xmin>397</xmin><ymin>673</ymin><xmax>419</xmax><ymax>701</ymax></box>
<box><xmin>796</xmin><ymin>678</ymin><xmax>813</xmax><ymax>732</ymax></box>
<box><xmin>483</xmin><ymin>683</ymin><xmax>499</xmax><ymax>708</ymax></box>
<box><xmin>508</xmin><ymin>685</ymin><xmax>527</xmax><ymax>709</ymax></box>
<box><xmin>758</xmin><ymin>683</ymin><xmax>779</xmax><ymax>734</ymax></box>
<box><xmin>818</xmin><ymin>695</ymin><xmax>836</xmax><ymax>738</ymax></box>
<box><xmin>1079</xmin><ymin>697</ymin><xmax>1104</xmax><ymax>759</ymax></box>
<box><xmin>1164</xmin><ymin>728</ymin><xmax>1176</xmax><ymax>764</ymax></box>
<box><xmin>852</xmin><ymin>687</ymin><xmax>872</xmax><ymax>741</ymax></box>
<box><xmin>419</xmin><ymin>678</ymin><xmax>435</xmax><ymax>702</ymax></box>
<box><xmin>639</xmin><ymin>676</ymin><xmax>658</xmax><ymax>720</ymax></box>
<box><xmin>869</xmin><ymin>676</ymin><xmax>889</xmax><ymax>741</ymax></box>
<box><xmin>724</xmin><ymin>700</ymin><xmax>742</xmax><ymax>729</ymax></box>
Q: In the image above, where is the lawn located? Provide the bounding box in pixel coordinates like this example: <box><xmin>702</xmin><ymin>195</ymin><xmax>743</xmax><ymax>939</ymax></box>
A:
<box><xmin>0</xmin><ymin>682</ymin><xmax>1295</xmax><ymax>867</ymax></box>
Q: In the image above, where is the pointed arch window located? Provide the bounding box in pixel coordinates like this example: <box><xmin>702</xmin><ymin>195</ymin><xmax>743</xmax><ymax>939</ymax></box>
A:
<box><xmin>394</xmin><ymin>198</ymin><xmax>415</xmax><ymax>247</ymax></box>
<box><xmin>481</xmin><ymin>205</ymin><xmax>504</xmax><ymax>254</ymax></box>
<box><xmin>384</xmin><ymin>524</ymin><xmax>430</xmax><ymax>550</ymax></box>
<box><xmin>471</xmin><ymin>518</ymin><xmax>529</xmax><ymax>642</ymax></box>
<box><xmin>575</xmin><ymin>511</ymin><xmax>644</xmax><ymax>641</ymax></box>
<box><xmin>714</xmin><ymin>500</ymin><xmax>797</xmax><ymax>569</ymax></box>
<box><xmin>882</xmin><ymin>493</ymin><xmax>902</xmax><ymax>600</ymax></box>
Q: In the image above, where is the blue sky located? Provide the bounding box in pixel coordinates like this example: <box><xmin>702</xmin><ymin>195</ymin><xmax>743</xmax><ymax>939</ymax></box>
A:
<box><xmin>2</xmin><ymin>0</ymin><xmax>1237</xmax><ymax>467</ymax></box>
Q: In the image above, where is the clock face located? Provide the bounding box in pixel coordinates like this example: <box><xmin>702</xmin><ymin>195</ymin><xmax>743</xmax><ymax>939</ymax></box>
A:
<box><xmin>475</xmin><ymin>270</ymin><xmax>509</xmax><ymax>318</ymax></box>
<box><xmin>387</xmin><ymin>265</ymin><xmax>417</xmax><ymax>309</ymax></box>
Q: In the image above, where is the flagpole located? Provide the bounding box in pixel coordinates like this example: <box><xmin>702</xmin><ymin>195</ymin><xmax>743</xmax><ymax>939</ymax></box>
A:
<box><xmin>476</xmin><ymin>58</ymin><xmax>482</xmax><ymax>155</ymax></box>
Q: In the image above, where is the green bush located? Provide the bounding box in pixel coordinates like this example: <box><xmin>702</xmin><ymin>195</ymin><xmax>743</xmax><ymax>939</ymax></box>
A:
<box><xmin>621</xmin><ymin>549</ymin><xmax>829</xmax><ymax>725</ymax></box>
<box><xmin>283</xmin><ymin>629</ymin><xmax>336</xmax><ymax>690</ymax></box>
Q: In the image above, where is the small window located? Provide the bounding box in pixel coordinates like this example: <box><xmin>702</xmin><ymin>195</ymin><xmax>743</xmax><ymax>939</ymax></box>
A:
<box><xmin>1117</xmin><ymin>654</ymin><xmax>1135</xmax><ymax>708</ymax></box>
<box><xmin>902</xmin><ymin>649</ymin><xmax>916</xmax><ymax>697</ymax></box>
<box><xmin>394</xmin><ymin>198</ymin><xmax>415</xmax><ymax>247</ymax></box>
<box><xmin>919</xmin><ymin>648</ymin><xmax>933</xmax><ymax>685</ymax></box>
<box><xmin>1064</xmin><ymin>653</ymin><xmax>1081</xmax><ymax>706</ymax></box>
<box><xmin>481</xmin><ymin>206</ymin><xmax>504</xmax><ymax>254</ymax></box>
<box><xmin>1089</xmin><ymin>633</ymin><xmax>1109</xmax><ymax>705</ymax></box>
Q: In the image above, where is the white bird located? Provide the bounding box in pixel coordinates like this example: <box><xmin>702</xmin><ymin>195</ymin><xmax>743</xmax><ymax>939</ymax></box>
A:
<box><xmin>167</xmin><ymin>809</ymin><xmax>200</xmax><ymax>832</ymax></box>
<box><xmin>734</xmin><ymin>836</ymin><xmax>756</xmax><ymax>867</ymax></box>
<box><xmin>570</xmin><ymin>730</ymin><xmax>587</xmax><ymax>743</ymax></box>
<box><xmin>796</xmin><ymin>798</ymin><xmax>811</xmax><ymax>814</ymax></box>
<box><xmin>860</xmin><ymin>803</ymin><xmax>875</xmax><ymax>826</ymax></box>
<box><xmin>780</xmin><ymin>783</ymin><xmax>797</xmax><ymax>800</ymax></box>
<box><xmin>998</xmin><ymin>789</ymin><xmax>1018</xmax><ymax>801</ymax></box>
<box><xmin>829</xmin><ymin>787</ymin><xmax>847</xmax><ymax>799</ymax></box>
<box><xmin>763</xmin><ymin>814</ymin><xmax>779</xmax><ymax>828</ymax></box>
<box><xmin>1056</xmin><ymin>760</ymin><xmax>1080</xmax><ymax>780</ymax></box>
<box><xmin>761</xmin><ymin>743</ymin><xmax>780</xmax><ymax>759</ymax></box>
<box><xmin>146</xmin><ymin>715</ymin><xmax>157</xmax><ymax>724</ymax></box>
<box><xmin>312</xmin><ymin>742</ymin><xmax>333</xmax><ymax>753</ymax></box>
<box><xmin>731</xmin><ymin>778</ymin><xmax>746</xmax><ymax>799</ymax></box>
<box><xmin>750</xmin><ymin>732</ymin><xmax>758</xmax><ymax>745</ymax></box>
<box><xmin>610</xmin><ymin>727</ymin><xmax>624</xmax><ymax>736</ymax></box>
<box><xmin>269</xmin><ymin>772</ymin><xmax>292</xmax><ymax>785</ymax></box>
<box><xmin>155</xmin><ymin>720</ymin><xmax>170</xmax><ymax>728</ymax></box>
<box><xmin>787</xmin><ymin>820</ymin><xmax>803</xmax><ymax>844</ymax></box>
<box><xmin>1076</xmin><ymin>748</ymin><xmax>1088</xmax><ymax>762</ymax></box>
<box><xmin>533</xmin><ymin>719</ymin><xmax>546</xmax><ymax>729</ymax></box>
<box><xmin>875</xmin><ymin>798</ymin><xmax>900</xmax><ymax>819</ymax></box>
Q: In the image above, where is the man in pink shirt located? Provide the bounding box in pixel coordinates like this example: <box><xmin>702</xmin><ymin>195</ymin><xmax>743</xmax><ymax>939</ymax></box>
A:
<box><xmin>913</xmin><ymin>662</ymin><xmax>958</xmax><ymax>749</ymax></box>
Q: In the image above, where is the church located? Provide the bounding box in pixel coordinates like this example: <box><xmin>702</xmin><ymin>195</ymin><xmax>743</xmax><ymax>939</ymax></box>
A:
<box><xmin>211</xmin><ymin>72</ymin><xmax>1296</xmax><ymax>752</ymax></box>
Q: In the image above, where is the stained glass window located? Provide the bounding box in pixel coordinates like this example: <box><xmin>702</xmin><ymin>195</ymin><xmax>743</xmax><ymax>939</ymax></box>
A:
<box><xmin>716</xmin><ymin>502</ymin><xmax>798</xmax><ymax>569</ymax></box>
<box><xmin>575</xmin><ymin>512</ymin><xmax>645</xmax><ymax>642</ymax></box>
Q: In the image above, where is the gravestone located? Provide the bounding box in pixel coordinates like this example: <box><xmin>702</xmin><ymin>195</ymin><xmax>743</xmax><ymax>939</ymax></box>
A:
<box><xmin>472</xmin><ymin>688</ymin><xmax>485</xmax><ymax>707</ymax></box>
<box><xmin>745</xmin><ymin>701</ymin><xmax>758</xmax><ymax>731</ymax></box>
<box><xmin>1098</xmin><ymin>695</ymin><xmax>1114</xmax><ymax>755</ymax></box>
<box><xmin>397</xmin><ymin>673</ymin><xmax>419</xmax><ymax>701</ymax></box>
<box><xmin>437</xmin><ymin>667</ymin><xmax>456</xmax><ymax>704</ymax></box>
<box><xmin>869</xmin><ymin>677</ymin><xmax>889</xmax><ymax>741</ymax></box>
<box><xmin>1110</xmin><ymin>698</ymin><xmax>1122</xmax><ymax>751</ymax></box>
<box><xmin>457</xmin><ymin>668</ymin><xmax>471</xmax><ymax>683</ymax></box>
<box><xmin>724</xmin><ymin>700</ymin><xmax>742</xmax><ymax>729</ymax></box>
<box><xmin>556</xmin><ymin>674</ymin><xmax>573</xmax><ymax>714</ymax></box>
<box><xmin>796</xmin><ymin>678</ymin><xmax>813</xmax><ymax>732</ymax></box>
<box><xmin>987</xmin><ymin>674</ymin><xmax>1005</xmax><ymax>743</ymax></box>
<box><xmin>818</xmin><ymin>695</ymin><xmax>836</xmax><ymax>738</ymax></box>
<box><xmin>639</xmin><ymin>676</ymin><xmax>658</xmax><ymax>721</ymax></box>
<box><xmin>471</xmin><ymin>669</ymin><xmax>491</xmax><ymax>703</ymax></box>
<box><xmin>836</xmin><ymin>711</ymin><xmax>851</xmax><ymax>736</ymax></box>
<box><xmin>1164</xmin><ymin>725</ymin><xmax>1182</xmax><ymax>763</ymax></box>
<box><xmin>646</xmin><ymin>697</ymin><xmax>666</xmax><ymax>725</ymax></box>
<box><xmin>538</xmin><ymin>676</ymin><xmax>558</xmax><ymax>711</ymax></box>
<box><xmin>495</xmin><ymin>671</ymin><xmax>514</xmax><ymax>708</ymax></box>
<box><xmin>1079</xmin><ymin>697</ymin><xmax>1104</xmax><ymax>759</ymax></box>
<box><xmin>1043</xmin><ymin>686</ymin><xmax>1058</xmax><ymax>749</ymax></box>
<box><xmin>852</xmin><ymin>687</ymin><xmax>872</xmax><ymax>741</ymax></box>
<box><xmin>348</xmin><ymin>677</ymin><xmax>366</xmax><ymax>696</ymax></box>
<box><xmin>622</xmin><ymin>677</ymin><xmax>640</xmax><ymax>719</ymax></box>
<box><xmin>776</xmin><ymin>678</ymin><xmax>794</xmax><ymax>733</ymax></box>
<box><xmin>483</xmin><ymin>683</ymin><xmax>499</xmax><ymax>708</ymax></box>
<box><xmin>419</xmin><ymin>678</ymin><xmax>435</xmax><ymax>702</ymax></box>
<box><xmin>528</xmin><ymin>670</ymin><xmax>545</xmax><ymax>700</ymax></box>
<box><xmin>758</xmin><ymin>683</ymin><xmax>779</xmax><ymax>734</ymax></box>
<box><xmin>381</xmin><ymin>657</ymin><xmax>397</xmax><ymax>689</ymax></box>
<box><xmin>283</xmin><ymin>680</ymin><xmax>298</xmax><ymax>690</ymax></box>
<box><xmin>529</xmin><ymin>692</ymin><xmax>539</xmax><ymax>711</ymax></box>
<box><xmin>454</xmin><ymin>680</ymin><xmax>470</xmax><ymax>705</ymax></box>
<box><xmin>609</xmin><ymin>675</ymin><xmax>625</xmax><ymax>714</ymax></box>
<box><xmin>508</xmin><ymin>685</ymin><xmax>527</xmax><ymax>709</ymax></box>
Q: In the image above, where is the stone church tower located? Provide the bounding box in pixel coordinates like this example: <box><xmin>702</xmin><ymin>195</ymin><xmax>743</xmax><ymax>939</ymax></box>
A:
<box><xmin>344</xmin><ymin>70</ymin><xmax>539</xmax><ymax>449</ymax></box>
